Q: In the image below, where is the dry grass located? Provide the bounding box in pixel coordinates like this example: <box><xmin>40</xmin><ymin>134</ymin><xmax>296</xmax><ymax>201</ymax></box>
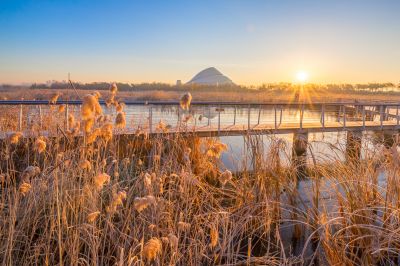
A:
<box><xmin>3</xmin><ymin>86</ymin><xmax>400</xmax><ymax>103</ymax></box>
<box><xmin>0</xmin><ymin>87</ymin><xmax>400</xmax><ymax>265</ymax></box>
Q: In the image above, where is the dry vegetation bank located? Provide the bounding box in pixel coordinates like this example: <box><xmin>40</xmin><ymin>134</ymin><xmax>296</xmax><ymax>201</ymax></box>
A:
<box><xmin>2</xmin><ymin>82</ymin><xmax>400</xmax><ymax>103</ymax></box>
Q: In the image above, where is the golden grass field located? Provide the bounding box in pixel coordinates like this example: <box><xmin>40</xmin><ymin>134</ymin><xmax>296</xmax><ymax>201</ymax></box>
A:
<box><xmin>1</xmin><ymin>85</ymin><xmax>400</xmax><ymax>265</ymax></box>
<box><xmin>2</xmin><ymin>85</ymin><xmax>400</xmax><ymax>103</ymax></box>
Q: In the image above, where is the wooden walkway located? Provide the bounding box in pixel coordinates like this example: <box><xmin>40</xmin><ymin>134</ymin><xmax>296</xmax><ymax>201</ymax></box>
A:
<box><xmin>126</xmin><ymin>120</ymin><xmax>400</xmax><ymax>137</ymax></box>
<box><xmin>1</xmin><ymin>101</ymin><xmax>400</xmax><ymax>139</ymax></box>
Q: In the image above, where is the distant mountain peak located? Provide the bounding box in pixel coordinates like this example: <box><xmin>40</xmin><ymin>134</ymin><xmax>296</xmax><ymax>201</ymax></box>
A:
<box><xmin>187</xmin><ymin>67</ymin><xmax>234</xmax><ymax>85</ymax></box>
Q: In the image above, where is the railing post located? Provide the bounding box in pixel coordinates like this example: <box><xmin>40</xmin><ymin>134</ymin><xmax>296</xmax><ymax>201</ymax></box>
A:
<box><xmin>321</xmin><ymin>104</ymin><xmax>325</xmax><ymax>128</ymax></box>
<box><xmin>279</xmin><ymin>107</ymin><xmax>283</xmax><ymax>125</ymax></box>
<box><xmin>194</xmin><ymin>112</ymin><xmax>197</xmax><ymax>130</ymax></box>
<box><xmin>355</xmin><ymin>104</ymin><xmax>359</xmax><ymax>118</ymax></box>
<box><xmin>247</xmin><ymin>105</ymin><xmax>251</xmax><ymax>130</ymax></box>
<box><xmin>343</xmin><ymin>105</ymin><xmax>346</xmax><ymax>128</ymax></box>
<box><xmin>362</xmin><ymin>105</ymin><xmax>366</xmax><ymax>130</ymax></box>
<box><xmin>384</xmin><ymin>106</ymin><xmax>388</xmax><ymax>121</ymax></box>
<box><xmin>218</xmin><ymin>105</ymin><xmax>221</xmax><ymax>134</ymax></box>
<box><xmin>380</xmin><ymin>105</ymin><xmax>383</xmax><ymax>130</ymax></box>
<box><xmin>39</xmin><ymin>105</ymin><xmax>43</xmax><ymax>130</ymax></box>
<box><xmin>19</xmin><ymin>104</ymin><xmax>23</xmax><ymax>131</ymax></box>
<box><xmin>233</xmin><ymin>106</ymin><xmax>236</xmax><ymax>125</ymax></box>
<box><xmin>208</xmin><ymin>106</ymin><xmax>211</xmax><ymax>126</ymax></box>
<box><xmin>65</xmin><ymin>104</ymin><xmax>69</xmax><ymax>130</ymax></box>
<box><xmin>177</xmin><ymin>106</ymin><xmax>180</xmax><ymax>127</ymax></box>
<box><xmin>149</xmin><ymin>106</ymin><xmax>153</xmax><ymax>133</ymax></box>
<box><xmin>397</xmin><ymin>106</ymin><xmax>399</xmax><ymax>126</ymax></box>
<box><xmin>257</xmin><ymin>105</ymin><xmax>261</xmax><ymax>125</ymax></box>
<box><xmin>274</xmin><ymin>105</ymin><xmax>277</xmax><ymax>129</ymax></box>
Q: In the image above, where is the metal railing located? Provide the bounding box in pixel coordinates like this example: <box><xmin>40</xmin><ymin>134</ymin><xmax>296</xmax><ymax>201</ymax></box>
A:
<box><xmin>0</xmin><ymin>100</ymin><xmax>399</xmax><ymax>135</ymax></box>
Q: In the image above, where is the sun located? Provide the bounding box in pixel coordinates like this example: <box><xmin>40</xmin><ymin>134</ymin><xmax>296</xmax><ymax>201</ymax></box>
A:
<box><xmin>296</xmin><ymin>71</ymin><xmax>309</xmax><ymax>83</ymax></box>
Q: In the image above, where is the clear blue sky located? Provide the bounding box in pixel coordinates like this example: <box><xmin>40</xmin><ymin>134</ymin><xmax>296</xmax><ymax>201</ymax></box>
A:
<box><xmin>0</xmin><ymin>0</ymin><xmax>399</xmax><ymax>85</ymax></box>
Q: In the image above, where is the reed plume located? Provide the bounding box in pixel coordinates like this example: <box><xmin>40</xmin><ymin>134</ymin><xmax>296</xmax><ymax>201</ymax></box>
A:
<box><xmin>100</xmin><ymin>123</ymin><xmax>113</xmax><ymax>141</ymax></box>
<box><xmin>94</xmin><ymin>173</ymin><xmax>110</xmax><ymax>189</ymax></box>
<box><xmin>133</xmin><ymin>195</ymin><xmax>156</xmax><ymax>212</ymax></box>
<box><xmin>34</xmin><ymin>136</ymin><xmax>46</xmax><ymax>154</ymax></box>
<box><xmin>110</xmin><ymin>83</ymin><xmax>118</xmax><ymax>95</ymax></box>
<box><xmin>8</xmin><ymin>132</ymin><xmax>23</xmax><ymax>144</ymax></box>
<box><xmin>87</xmin><ymin>211</ymin><xmax>101</xmax><ymax>223</ymax></box>
<box><xmin>219</xmin><ymin>169</ymin><xmax>232</xmax><ymax>185</ymax></box>
<box><xmin>19</xmin><ymin>182</ymin><xmax>32</xmax><ymax>196</ymax></box>
<box><xmin>143</xmin><ymin>238</ymin><xmax>162</xmax><ymax>261</ymax></box>
<box><xmin>49</xmin><ymin>93</ymin><xmax>60</xmax><ymax>104</ymax></box>
<box><xmin>115</xmin><ymin>112</ymin><xmax>126</xmax><ymax>128</ymax></box>
<box><xmin>180</xmin><ymin>92</ymin><xmax>192</xmax><ymax>110</ymax></box>
<box><xmin>82</xmin><ymin>94</ymin><xmax>102</xmax><ymax>120</ymax></box>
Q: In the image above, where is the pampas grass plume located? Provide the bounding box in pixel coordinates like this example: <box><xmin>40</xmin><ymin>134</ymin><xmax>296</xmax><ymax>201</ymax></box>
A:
<box><xmin>101</xmin><ymin>123</ymin><xmax>113</xmax><ymax>141</ymax></box>
<box><xmin>82</xmin><ymin>94</ymin><xmax>102</xmax><ymax>120</ymax></box>
<box><xmin>84</xmin><ymin>117</ymin><xmax>95</xmax><ymax>133</ymax></box>
<box><xmin>143</xmin><ymin>238</ymin><xmax>162</xmax><ymax>261</ymax></box>
<box><xmin>34</xmin><ymin>136</ymin><xmax>46</xmax><ymax>154</ymax></box>
<box><xmin>8</xmin><ymin>132</ymin><xmax>23</xmax><ymax>144</ymax></box>
<box><xmin>68</xmin><ymin>114</ymin><xmax>75</xmax><ymax>127</ymax></box>
<box><xmin>50</xmin><ymin>93</ymin><xmax>60</xmax><ymax>104</ymax></box>
<box><xmin>107</xmin><ymin>190</ymin><xmax>127</xmax><ymax>213</ymax></box>
<box><xmin>180</xmin><ymin>92</ymin><xmax>192</xmax><ymax>110</ymax></box>
<box><xmin>144</xmin><ymin>173</ymin><xmax>152</xmax><ymax>190</ymax></box>
<box><xmin>115</xmin><ymin>112</ymin><xmax>126</xmax><ymax>128</ymax></box>
<box><xmin>168</xmin><ymin>233</ymin><xmax>178</xmax><ymax>249</ymax></box>
<box><xmin>134</xmin><ymin>195</ymin><xmax>156</xmax><ymax>212</ymax></box>
<box><xmin>110</xmin><ymin>83</ymin><xmax>118</xmax><ymax>95</ymax></box>
<box><xmin>19</xmin><ymin>182</ymin><xmax>32</xmax><ymax>196</ymax></box>
<box><xmin>219</xmin><ymin>170</ymin><xmax>232</xmax><ymax>186</ymax></box>
<box><xmin>87</xmin><ymin>211</ymin><xmax>101</xmax><ymax>223</ymax></box>
<box><xmin>116</xmin><ymin>102</ymin><xmax>124</xmax><ymax>112</ymax></box>
<box><xmin>94</xmin><ymin>173</ymin><xmax>110</xmax><ymax>189</ymax></box>
<box><xmin>86</xmin><ymin>128</ymin><xmax>100</xmax><ymax>144</ymax></box>
<box><xmin>79</xmin><ymin>159</ymin><xmax>92</xmax><ymax>171</ymax></box>
<box><xmin>58</xmin><ymin>104</ymin><xmax>65</xmax><ymax>113</ymax></box>
<box><xmin>177</xmin><ymin>221</ymin><xmax>191</xmax><ymax>231</ymax></box>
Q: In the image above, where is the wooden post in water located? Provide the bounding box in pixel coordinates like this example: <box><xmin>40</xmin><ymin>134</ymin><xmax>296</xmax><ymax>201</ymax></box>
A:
<box><xmin>292</xmin><ymin>132</ymin><xmax>308</xmax><ymax>180</ymax></box>
<box><xmin>345</xmin><ymin>131</ymin><xmax>362</xmax><ymax>163</ymax></box>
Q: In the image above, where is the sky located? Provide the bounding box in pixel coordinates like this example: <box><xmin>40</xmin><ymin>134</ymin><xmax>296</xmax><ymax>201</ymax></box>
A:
<box><xmin>0</xmin><ymin>0</ymin><xmax>399</xmax><ymax>85</ymax></box>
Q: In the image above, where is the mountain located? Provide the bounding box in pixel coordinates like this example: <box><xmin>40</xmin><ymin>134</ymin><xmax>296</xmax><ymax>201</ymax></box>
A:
<box><xmin>186</xmin><ymin>67</ymin><xmax>234</xmax><ymax>85</ymax></box>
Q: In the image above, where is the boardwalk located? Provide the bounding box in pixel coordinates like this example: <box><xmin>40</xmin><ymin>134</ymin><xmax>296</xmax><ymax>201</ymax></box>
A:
<box><xmin>1</xmin><ymin>100</ymin><xmax>400</xmax><ymax>138</ymax></box>
<box><xmin>1</xmin><ymin>100</ymin><xmax>399</xmax><ymax>170</ymax></box>
<box><xmin>159</xmin><ymin>120</ymin><xmax>400</xmax><ymax>137</ymax></box>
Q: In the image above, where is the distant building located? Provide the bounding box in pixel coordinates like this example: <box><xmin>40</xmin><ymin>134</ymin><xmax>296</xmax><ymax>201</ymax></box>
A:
<box><xmin>176</xmin><ymin>80</ymin><xmax>182</xmax><ymax>86</ymax></box>
<box><xmin>186</xmin><ymin>67</ymin><xmax>234</xmax><ymax>86</ymax></box>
